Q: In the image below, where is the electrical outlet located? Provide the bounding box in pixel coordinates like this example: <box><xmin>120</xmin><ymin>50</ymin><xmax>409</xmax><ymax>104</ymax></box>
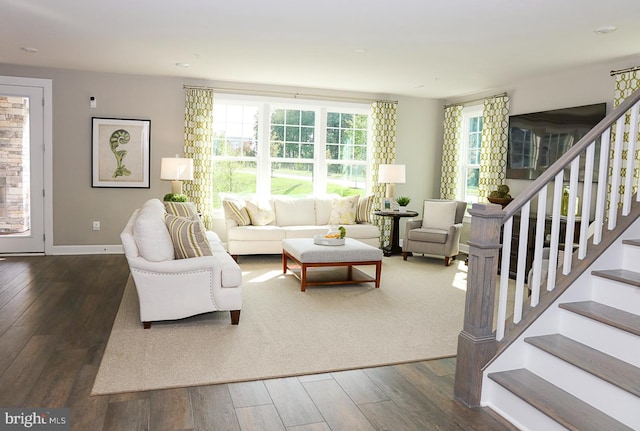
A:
<box><xmin>92</xmin><ymin>221</ymin><xmax>100</xmax><ymax>231</ymax></box>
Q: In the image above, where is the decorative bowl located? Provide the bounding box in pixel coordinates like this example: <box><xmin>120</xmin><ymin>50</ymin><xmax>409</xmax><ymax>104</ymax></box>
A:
<box><xmin>487</xmin><ymin>197</ymin><xmax>513</xmax><ymax>208</ymax></box>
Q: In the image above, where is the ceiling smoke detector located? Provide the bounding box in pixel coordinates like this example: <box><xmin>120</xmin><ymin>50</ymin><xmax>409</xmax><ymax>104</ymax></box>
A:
<box><xmin>20</xmin><ymin>47</ymin><xmax>38</xmax><ymax>54</ymax></box>
<box><xmin>594</xmin><ymin>26</ymin><xmax>617</xmax><ymax>34</ymax></box>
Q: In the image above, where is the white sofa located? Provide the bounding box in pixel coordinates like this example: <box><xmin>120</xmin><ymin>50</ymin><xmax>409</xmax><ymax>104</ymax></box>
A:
<box><xmin>121</xmin><ymin>198</ymin><xmax>242</xmax><ymax>328</ymax></box>
<box><xmin>224</xmin><ymin>195</ymin><xmax>380</xmax><ymax>259</ymax></box>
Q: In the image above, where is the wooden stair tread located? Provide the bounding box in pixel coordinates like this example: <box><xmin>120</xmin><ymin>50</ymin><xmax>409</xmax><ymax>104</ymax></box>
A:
<box><xmin>592</xmin><ymin>268</ymin><xmax>640</xmax><ymax>287</ymax></box>
<box><xmin>525</xmin><ymin>334</ymin><xmax>640</xmax><ymax>397</ymax></box>
<box><xmin>621</xmin><ymin>239</ymin><xmax>640</xmax><ymax>247</ymax></box>
<box><xmin>488</xmin><ymin>369</ymin><xmax>633</xmax><ymax>431</ymax></box>
<box><xmin>559</xmin><ymin>301</ymin><xmax>640</xmax><ymax>337</ymax></box>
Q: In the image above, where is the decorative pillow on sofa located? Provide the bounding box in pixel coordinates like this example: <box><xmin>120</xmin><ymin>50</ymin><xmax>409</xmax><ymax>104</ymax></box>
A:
<box><xmin>223</xmin><ymin>199</ymin><xmax>251</xmax><ymax>226</ymax></box>
<box><xmin>328</xmin><ymin>195</ymin><xmax>359</xmax><ymax>225</ymax></box>
<box><xmin>421</xmin><ymin>200</ymin><xmax>457</xmax><ymax>231</ymax></box>
<box><xmin>164</xmin><ymin>201</ymin><xmax>200</xmax><ymax>221</ymax></box>
<box><xmin>134</xmin><ymin>199</ymin><xmax>175</xmax><ymax>262</ymax></box>
<box><xmin>164</xmin><ymin>213</ymin><xmax>212</xmax><ymax>259</ymax></box>
<box><xmin>245</xmin><ymin>199</ymin><xmax>275</xmax><ymax>226</ymax></box>
<box><xmin>355</xmin><ymin>194</ymin><xmax>374</xmax><ymax>223</ymax></box>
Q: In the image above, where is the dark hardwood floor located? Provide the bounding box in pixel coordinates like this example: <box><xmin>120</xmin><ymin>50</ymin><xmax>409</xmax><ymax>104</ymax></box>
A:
<box><xmin>0</xmin><ymin>254</ymin><xmax>517</xmax><ymax>431</ymax></box>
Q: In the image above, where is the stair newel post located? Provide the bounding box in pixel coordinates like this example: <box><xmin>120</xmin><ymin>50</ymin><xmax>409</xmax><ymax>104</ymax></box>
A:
<box><xmin>454</xmin><ymin>202</ymin><xmax>503</xmax><ymax>407</ymax></box>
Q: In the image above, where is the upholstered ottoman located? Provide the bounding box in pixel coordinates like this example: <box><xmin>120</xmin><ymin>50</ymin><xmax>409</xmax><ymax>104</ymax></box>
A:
<box><xmin>282</xmin><ymin>238</ymin><xmax>383</xmax><ymax>291</ymax></box>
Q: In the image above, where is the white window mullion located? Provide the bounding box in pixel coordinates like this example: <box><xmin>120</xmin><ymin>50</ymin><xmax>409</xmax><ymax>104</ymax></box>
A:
<box><xmin>257</xmin><ymin>102</ymin><xmax>272</xmax><ymax>196</ymax></box>
<box><xmin>315</xmin><ymin>107</ymin><xmax>328</xmax><ymax>195</ymax></box>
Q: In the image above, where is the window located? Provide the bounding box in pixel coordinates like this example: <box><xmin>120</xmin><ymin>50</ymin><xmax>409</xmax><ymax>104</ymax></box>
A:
<box><xmin>459</xmin><ymin>105</ymin><xmax>483</xmax><ymax>204</ymax></box>
<box><xmin>212</xmin><ymin>103</ymin><xmax>259</xmax><ymax>206</ymax></box>
<box><xmin>211</xmin><ymin>95</ymin><xmax>371</xmax><ymax>208</ymax></box>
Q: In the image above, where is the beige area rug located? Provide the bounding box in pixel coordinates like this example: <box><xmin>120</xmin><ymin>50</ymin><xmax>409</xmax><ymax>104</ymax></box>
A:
<box><xmin>92</xmin><ymin>254</ymin><xmax>472</xmax><ymax>395</ymax></box>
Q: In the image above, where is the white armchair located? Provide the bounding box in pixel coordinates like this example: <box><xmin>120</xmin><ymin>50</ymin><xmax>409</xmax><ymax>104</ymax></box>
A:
<box><xmin>120</xmin><ymin>199</ymin><xmax>242</xmax><ymax>328</ymax></box>
<box><xmin>402</xmin><ymin>199</ymin><xmax>467</xmax><ymax>266</ymax></box>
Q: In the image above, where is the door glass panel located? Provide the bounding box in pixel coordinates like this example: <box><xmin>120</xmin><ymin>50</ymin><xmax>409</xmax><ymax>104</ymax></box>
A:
<box><xmin>0</xmin><ymin>95</ymin><xmax>31</xmax><ymax>236</ymax></box>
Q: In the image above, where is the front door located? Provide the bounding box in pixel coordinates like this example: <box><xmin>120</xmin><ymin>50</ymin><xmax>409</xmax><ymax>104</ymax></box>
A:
<box><xmin>0</xmin><ymin>83</ymin><xmax>45</xmax><ymax>254</ymax></box>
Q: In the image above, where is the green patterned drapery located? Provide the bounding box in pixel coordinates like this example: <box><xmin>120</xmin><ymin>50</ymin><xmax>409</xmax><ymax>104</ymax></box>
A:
<box><xmin>478</xmin><ymin>94</ymin><xmax>510</xmax><ymax>201</ymax></box>
<box><xmin>608</xmin><ymin>68</ymin><xmax>640</xmax><ymax>209</ymax></box>
<box><xmin>184</xmin><ymin>88</ymin><xmax>216</xmax><ymax>229</ymax></box>
<box><xmin>370</xmin><ymin>100</ymin><xmax>398</xmax><ymax>248</ymax></box>
<box><xmin>440</xmin><ymin>105</ymin><xmax>463</xmax><ymax>199</ymax></box>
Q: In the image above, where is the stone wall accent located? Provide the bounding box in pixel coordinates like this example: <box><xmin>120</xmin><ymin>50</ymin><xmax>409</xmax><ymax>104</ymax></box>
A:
<box><xmin>0</xmin><ymin>95</ymin><xmax>29</xmax><ymax>234</ymax></box>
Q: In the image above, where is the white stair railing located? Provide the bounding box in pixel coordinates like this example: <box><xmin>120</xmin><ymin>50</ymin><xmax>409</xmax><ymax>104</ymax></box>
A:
<box><xmin>455</xmin><ymin>87</ymin><xmax>640</xmax><ymax>407</ymax></box>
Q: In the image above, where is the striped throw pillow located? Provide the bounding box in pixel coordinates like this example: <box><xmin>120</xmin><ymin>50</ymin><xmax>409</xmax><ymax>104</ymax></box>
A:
<box><xmin>356</xmin><ymin>194</ymin><xmax>374</xmax><ymax>223</ymax></box>
<box><xmin>164</xmin><ymin>214</ymin><xmax>212</xmax><ymax>259</ymax></box>
<box><xmin>222</xmin><ymin>199</ymin><xmax>251</xmax><ymax>226</ymax></box>
<box><xmin>164</xmin><ymin>201</ymin><xmax>200</xmax><ymax>221</ymax></box>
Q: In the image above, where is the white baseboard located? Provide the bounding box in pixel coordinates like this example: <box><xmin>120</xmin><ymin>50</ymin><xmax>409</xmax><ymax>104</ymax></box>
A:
<box><xmin>51</xmin><ymin>245</ymin><xmax>124</xmax><ymax>255</ymax></box>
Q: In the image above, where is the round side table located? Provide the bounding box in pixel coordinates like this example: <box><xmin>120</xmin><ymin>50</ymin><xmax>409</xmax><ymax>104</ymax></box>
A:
<box><xmin>374</xmin><ymin>210</ymin><xmax>419</xmax><ymax>256</ymax></box>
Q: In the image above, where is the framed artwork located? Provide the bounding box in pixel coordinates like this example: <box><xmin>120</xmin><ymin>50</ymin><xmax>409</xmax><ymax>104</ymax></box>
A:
<box><xmin>91</xmin><ymin>117</ymin><xmax>151</xmax><ymax>188</ymax></box>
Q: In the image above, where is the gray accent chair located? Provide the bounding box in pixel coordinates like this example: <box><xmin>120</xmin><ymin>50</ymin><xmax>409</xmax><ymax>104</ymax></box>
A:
<box><xmin>402</xmin><ymin>199</ymin><xmax>467</xmax><ymax>266</ymax></box>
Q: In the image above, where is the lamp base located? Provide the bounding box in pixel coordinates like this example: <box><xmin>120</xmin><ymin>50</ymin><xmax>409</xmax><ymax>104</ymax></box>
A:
<box><xmin>386</xmin><ymin>183</ymin><xmax>395</xmax><ymax>200</ymax></box>
<box><xmin>170</xmin><ymin>181</ymin><xmax>183</xmax><ymax>195</ymax></box>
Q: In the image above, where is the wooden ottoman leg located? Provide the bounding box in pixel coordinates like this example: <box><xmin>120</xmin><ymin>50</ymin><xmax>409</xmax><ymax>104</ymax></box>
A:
<box><xmin>282</xmin><ymin>252</ymin><xmax>287</xmax><ymax>274</ymax></box>
<box><xmin>301</xmin><ymin>264</ymin><xmax>307</xmax><ymax>292</ymax></box>
<box><xmin>375</xmin><ymin>261</ymin><xmax>382</xmax><ymax>288</ymax></box>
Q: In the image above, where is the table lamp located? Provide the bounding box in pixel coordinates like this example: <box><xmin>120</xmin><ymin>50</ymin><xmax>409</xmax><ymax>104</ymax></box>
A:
<box><xmin>378</xmin><ymin>164</ymin><xmax>406</xmax><ymax>208</ymax></box>
<box><xmin>160</xmin><ymin>155</ymin><xmax>193</xmax><ymax>194</ymax></box>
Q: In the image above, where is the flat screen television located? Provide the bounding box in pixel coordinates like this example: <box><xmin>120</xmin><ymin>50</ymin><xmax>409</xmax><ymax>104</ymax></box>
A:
<box><xmin>506</xmin><ymin>102</ymin><xmax>607</xmax><ymax>180</ymax></box>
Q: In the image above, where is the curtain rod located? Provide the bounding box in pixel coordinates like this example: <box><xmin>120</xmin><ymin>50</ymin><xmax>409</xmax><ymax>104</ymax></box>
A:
<box><xmin>443</xmin><ymin>91</ymin><xmax>508</xmax><ymax>109</ymax></box>
<box><xmin>182</xmin><ymin>84</ymin><xmax>395</xmax><ymax>104</ymax></box>
<box><xmin>610</xmin><ymin>65</ymin><xmax>640</xmax><ymax>76</ymax></box>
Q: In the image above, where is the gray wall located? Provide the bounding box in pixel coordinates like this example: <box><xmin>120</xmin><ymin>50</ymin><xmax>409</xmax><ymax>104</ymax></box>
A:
<box><xmin>0</xmin><ymin>63</ymin><xmax>443</xmax><ymax>249</ymax></box>
<box><xmin>447</xmin><ymin>55</ymin><xmax>640</xmax><ymax>250</ymax></box>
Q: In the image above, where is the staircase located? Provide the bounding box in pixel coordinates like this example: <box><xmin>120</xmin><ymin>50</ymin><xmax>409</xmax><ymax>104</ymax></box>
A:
<box><xmin>454</xmin><ymin>87</ymin><xmax>640</xmax><ymax>430</ymax></box>
<box><xmin>484</xmin><ymin>230</ymin><xmax>640</xmax><ymax>430</ymax></box>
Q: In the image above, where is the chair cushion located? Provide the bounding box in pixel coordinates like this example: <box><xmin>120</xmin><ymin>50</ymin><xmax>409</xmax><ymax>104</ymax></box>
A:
<box><xmin>223</xmin><ymin>198</ymin><xmax>251</xmax><ymax>226</ymax></box>
<box><xmin>356</xmin><ymin>194</ymin><xmax>374</xmax><ymax>223</ymax></box>
<box><xmin>165</xmin><ymin>213</ymin><xmax>213</xmax><ymax>259</ymax></box>
<box><xmin>133</xmin><ymin>199</ymin><xmax>175</xmax><ymax>262</ymax></box>
<box><xmin>422</xmin><ymin>200</ymin><xmax>457</xmax><ymax>230</ymax></box>
<box><xmin>328</xmin><ymin>195</ymin><xmax>359</xmax><ymax>225</ymax></box>
<box><xmin>408</xmin><ymin>228</ymin><xmax>448</xmax><ymax>244</ymax></box>
<box><xmin>245</xmin><ymin>199</ymin><xmax>275</xmax><ymax>226</ymax></box>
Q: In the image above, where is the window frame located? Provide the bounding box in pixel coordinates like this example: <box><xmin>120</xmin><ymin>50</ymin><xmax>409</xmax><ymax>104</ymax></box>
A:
<box><xmin>212</xmin><ymin>94</ymin><xmax>372</xmax><ymax>206</ymax></box>
<box><xmin>458</xmin><ymin>104</ymin><xmax>484</xmax><ymax>206</ymax></box>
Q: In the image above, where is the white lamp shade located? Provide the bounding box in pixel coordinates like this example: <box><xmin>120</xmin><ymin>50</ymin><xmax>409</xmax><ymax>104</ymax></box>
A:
<box><xmin>378</xmin><ymin>164</ymin><xmax>406</xmax><ymax>184</ymax></box>
<box><xmin>160</xmin><ymin>157</ymin><xmax>194</xmax><ymax>181</ymax></box>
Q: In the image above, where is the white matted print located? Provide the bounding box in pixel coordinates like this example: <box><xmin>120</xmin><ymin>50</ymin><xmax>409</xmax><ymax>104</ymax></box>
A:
<box><xmin>92</xmin><ymin>117</ymin><xmax>151</xmax><ymax>188</ymax></box>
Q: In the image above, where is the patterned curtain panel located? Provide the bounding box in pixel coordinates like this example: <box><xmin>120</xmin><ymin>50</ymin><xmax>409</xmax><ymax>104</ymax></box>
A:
<box><xmin>608</xmin><ymin>69</ymin><xmax>640</xmax><ymax>208</ymax></box>
<box><xmin>184</xmin><ymin>88</ymin><xmax>216</xmax><ymax>229</ymax></box>
<box><xmin>478</xmin><ymin>94</ymin><xmax>510</xmax><ymax>201</ymax></box>
<box><xmin>440</xmin><ymin>105</ymin><xmax>463</xmax><ymax>200</ymax></box>
<box><xmin>370</xmin><ymin>100</ymin><xmax>398</xmax><ymax>248</ymax></box>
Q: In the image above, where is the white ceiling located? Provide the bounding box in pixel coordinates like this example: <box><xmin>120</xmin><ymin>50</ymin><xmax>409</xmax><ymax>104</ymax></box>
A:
<box><xmin>1</xmin><ymin>0</ymin><xmax>640</xmax><ymax>99</ymax></box>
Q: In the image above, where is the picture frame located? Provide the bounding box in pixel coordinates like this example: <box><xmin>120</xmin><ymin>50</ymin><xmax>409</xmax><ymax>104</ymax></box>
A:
<box><xmin>91</xmin><ymin>117</ymin><xmax>151</xmax><ymax>188</ymax></box>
